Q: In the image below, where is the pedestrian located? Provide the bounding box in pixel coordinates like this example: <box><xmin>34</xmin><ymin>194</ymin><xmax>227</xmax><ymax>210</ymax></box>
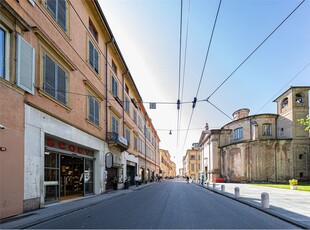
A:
<box><xmin>186</xmin><ymin>176</ymin><xmax>189</xmax><ymax>183</ymax></box>
<box><xmin>134</xmin><ymin>174</ymin><xmax>139</xmax><ymax>187</ymax></box>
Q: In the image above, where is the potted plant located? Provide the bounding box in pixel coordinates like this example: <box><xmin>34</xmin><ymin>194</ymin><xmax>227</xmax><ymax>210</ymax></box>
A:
<box><xmin>289</xmin><ymin>179</ymin><xmax>298</xmax><ymax>190</ymax></box>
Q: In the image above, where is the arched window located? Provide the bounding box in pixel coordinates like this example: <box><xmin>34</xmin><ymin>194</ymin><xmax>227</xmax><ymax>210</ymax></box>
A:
<box><xmin>295</xmin><ymin>93</ymin><xmax>304</xmax><ymax>104</ymax></box>
<box><xmin>281</xmin><ymin>97</ymin><xmax>288</xmax><ymax>109</ymax></box>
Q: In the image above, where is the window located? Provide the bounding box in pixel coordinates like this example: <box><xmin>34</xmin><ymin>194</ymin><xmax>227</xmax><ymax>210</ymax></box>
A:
<box><xmin>111</xmin><ymin>75</ymin><xmax>118</xmax><ymax>97</ymax></box>
<box><xmin>112</xmin><ymin>60</ymin><xmax>117</xmax><ymax>75</ymax></box>
<box><xmin>133</xmin><ymin>110</ymin><xmax>137</xmax><ymax>124</ymax></box>
<box><xmin>125</xmin><ymin>96</ymin><xmax>130</xmax><ymax>114</ymax></box>
<box><xmin>43</xmin><ymin>53</ymin><xmax>67</xmax><ymax>104</ymax></box>
<box><xmin>88</xmin><ymin>95</ymin><xmax>100</xmax><ymax>126</ymax></box>
<box><xmin>125</xmin><ymin>129</ymin><xmax>131</xmax><ymax>144</ymax></box>
<box><xmin>125</xmin><ymin>84</ymin><xmax>129</xmax><ymax>94</ymax></box>
<box><xmin>89</xmin><ymin>19</ymin><xmax>98</xmax><ymax>42</ymax></box>
<box><xmin>0</xmin><ymin>27</ymin><xmax>10</xmax><ymax>80</ymax></box>
<box><xmin>190</xmin><ymin>155</ymin><xmax>195</xmax><ymax>160</ymax></box>
<box><xmin>88</xmin><ymin>39</ymin><xmax>99</xmax><ymax>74</ymax></box>
<box><xmin>262</xmin><ymin>123</ymin><xmax>272</xmax><ymax>136</ymax></box>
<box><xmin>111</xmin><ymin>116</ymin><xmax>119</xmax><ymax>133</ymax></box>
<box><xmin>191</xmin><ymin>164</ymin><xmax>195</xmax><ymax>171</ymax></box>
<box><xmin>295</xmin><ymin>93</ymin><xmax>304</xmax><ymax>104</ymax></box>
<box><xmin>233</xmin><ymin>128</ymin><xmax>243</xmax><ymax>140</ymax></box>
<box><xmin>16</xmin><ymin>34</ymin><xmax>35</xmax><ymax>94</ymax></box>
<box><xmin>134</xmin><ymin>137</ymin><xmax>137</xmax><ymax>151</ymax></box>
<box><xmin>281</xmin><ymin>98</ymin><xmax>288</xmax><ymax>109</ymax></box>
<box><xmin>46</xmin><ymin>0</ymin><xmax>67</xmax><ymax>32</ymax></box>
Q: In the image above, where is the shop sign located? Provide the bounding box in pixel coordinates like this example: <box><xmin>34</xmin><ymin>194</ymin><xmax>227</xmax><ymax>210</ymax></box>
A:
<box><xmin>118</xmin><ymin>135</ymin><xmax>128</xmax><ymax>146</ymax></box>
<box><xmin>46</xmin><ymin>137</ymin><xmax>94</xmax><ymax>157</ymax></box>
<box><xmin>105</xmin><ymin>152</ymin><xmax>113</xmax><ymax>168</ymax></box>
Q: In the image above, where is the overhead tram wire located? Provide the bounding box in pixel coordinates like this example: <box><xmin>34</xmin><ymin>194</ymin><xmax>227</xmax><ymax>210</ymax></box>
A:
<box><xmin>179</xmin><ymin>0</ymin><xmax>191</xmax><ymax>150</ymax></box>
<box><xmin>177</xmin><ymin>0</ymin><xmax>184</xmax><ymax>158</ymax></box>
<box><xmin>255</xmin><ymin>61</ymin><xmax>310</xmax><ymax>114</ymax></box>
<box><xmin>206</xmin><ymin>0</ymin><xmax>306</xmax><ymax>102</ymax></box>
<box><xmin>181</xmin><ymin>0</ymin><xmax>222</xmax><ymax>153</ymax></box>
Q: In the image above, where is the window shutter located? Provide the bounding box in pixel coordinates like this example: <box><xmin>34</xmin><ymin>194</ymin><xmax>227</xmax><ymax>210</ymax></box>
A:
<box><xmin>46</xmin><ymin>0</ymin><xmax>56</xmax><ymax>18</ymax></box>
<box><xmin>58</xmin><ymin>0</ymin><xmax>67</xmax><ymax>31</ymax></box>
<box><xmin>44</xmin><ymin>54</ymin><xmax>56</xmax><ymax>97</ymax></box>
<box><xmin>57</xmin><ymin>67</ymin><xmax>66</xmax><ymax>104</ymax></box>
<box><xmin>89</xmin><ymin>40</ymin><xmax>94</xmax><ymax>67</ymax></box>
<box><xmin>16</xmin><ymin>34</ymin><xmax>35</xmax><ymax>95</ymax></box>
<box><xmin>88</xmin><ymin>95</ymin><xmax>94</xmax><ymax>122</ymax></box>
<box><xmin>94</xmin><ymin>99</ymin><xmax>99</xmax><ymax>125</ymax></box>
<box><xmin>94</xmin><ymin>49</ymin><xmax>98</xmax><ymax>73</ymax></box>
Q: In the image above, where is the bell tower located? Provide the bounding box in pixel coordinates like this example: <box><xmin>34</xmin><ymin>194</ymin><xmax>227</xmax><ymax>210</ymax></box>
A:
<box><xmin>274</xmin><ymin>86</ymin><xmax>310</xmax><ymax>139</ymax></box>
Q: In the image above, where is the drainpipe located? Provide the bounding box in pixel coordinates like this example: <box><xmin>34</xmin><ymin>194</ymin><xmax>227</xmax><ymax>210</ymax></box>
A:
<box><xmin>105</xmin><ymin>37</ymin><xmax>114</xmax><ymax>138</ymax></box>
<box><xmin>122</xmin><ymin>71</ymin><xmax>128</xmax><ymax>136</ymax></box>
<box><xmin>144</xmin><ymin>113</ymin><xmax>147</xmax><ymax>182</ymax></box>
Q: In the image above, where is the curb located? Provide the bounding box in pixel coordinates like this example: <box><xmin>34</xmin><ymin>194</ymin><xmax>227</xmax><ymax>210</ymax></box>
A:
<box><xmin>194</xmin><ymin>183</ymin><xmax>309</xmax><ymax>229</ymax></box>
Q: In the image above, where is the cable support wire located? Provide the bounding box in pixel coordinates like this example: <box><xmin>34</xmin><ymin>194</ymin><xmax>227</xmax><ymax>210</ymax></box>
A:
<box><xmin>207</xmin><ymin>0</ymin><xmax>306</xmax><ymax>101</ymax></box>
<box><xmin>177</xmin><ymin>0</ymin><xmax>184</xmax><ymax>158</ymax></box>
<box><xmin>256</xmin><ymin>61</ymin><xmax>310</xmax><ymax>113</ymax></box>
<box><xmin>181</xmin><ymin>0</ymin><xmax>222</xmax><ymax>154</ymax></box>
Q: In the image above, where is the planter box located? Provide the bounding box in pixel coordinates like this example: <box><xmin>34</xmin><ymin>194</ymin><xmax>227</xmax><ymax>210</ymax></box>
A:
<box><xmin>214</xmin><ymin>178</ymin><xmax>225</xmax><ymax>183</ymax></box>
<box><xmin>290</xmin><ymin>185</ymin><xmax>298</xmax><ymax>190</ymax></box>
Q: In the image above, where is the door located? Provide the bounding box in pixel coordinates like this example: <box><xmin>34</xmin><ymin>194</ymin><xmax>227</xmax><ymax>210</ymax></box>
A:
<box><xmin>44</xmin><ymin>152</ymin><xmax>60</xmax><ymax>203</ymax></box>
<box><xmin>84</xmin><ymin>158</ymin><xmax>94</xmax><ymax>194</ymax></box>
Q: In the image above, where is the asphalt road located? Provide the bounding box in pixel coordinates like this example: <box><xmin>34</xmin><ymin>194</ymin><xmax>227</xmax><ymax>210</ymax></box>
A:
<box><xmin>29</xmin><ymin>180</ymin><xmax>299</xmax><ymax>229</ymax></box>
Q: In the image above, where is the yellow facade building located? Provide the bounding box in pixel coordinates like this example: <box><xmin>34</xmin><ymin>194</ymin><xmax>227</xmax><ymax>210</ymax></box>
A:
<box><xmin>183</xmin><ymin>143</ymin><xmax>202</xmax><ymax>180</ymax></box>
<box><xmin>159</xmin><ymin>149</ymin><xmax>177</xmax><ymax>178</ymax></box>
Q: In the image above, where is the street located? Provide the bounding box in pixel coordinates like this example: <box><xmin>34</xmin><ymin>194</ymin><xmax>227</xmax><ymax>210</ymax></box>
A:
<box><xmin>28</xmin><ymin>179</ymin><xmax>299</xmax><ymax>229</ymax></box>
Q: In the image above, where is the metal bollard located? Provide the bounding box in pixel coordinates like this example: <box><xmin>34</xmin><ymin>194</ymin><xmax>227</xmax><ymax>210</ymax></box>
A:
<box><xmin>235</xmin><ymin>187</ymin><xmax>240</xmax><ymax>198</ymax></box>
<box><xmin>213</xmin><ymin>183</ymin><xmax>216</xmax><ymax>189</ymax></box>
<box><xmin>261</xmin><ymin>192</ymin><xmax>269</xmax><ymax>209</ymax></box>
<box><xmin>206</xmin><ymin>182</ymin><xmax>209</xmax><ymax>188</ymax></box>
<box><xmin>221</xmin><ymin>185</ymin><xmax>225</xmax><ymax>193</ymax></box>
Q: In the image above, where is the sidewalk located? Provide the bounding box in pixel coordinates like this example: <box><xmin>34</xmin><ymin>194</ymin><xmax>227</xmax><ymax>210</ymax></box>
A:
<box><xmin>195</xmin><ymin>182</ymin><xmax>310</xmax><ymax>229</ymax></box>
<box><xmin>0</xmin><ymin>183</ymin><xmax>153</xmax><ymax>229</ymax></box>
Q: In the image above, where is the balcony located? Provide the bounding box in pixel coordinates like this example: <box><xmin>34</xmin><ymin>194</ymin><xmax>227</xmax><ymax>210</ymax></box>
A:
<box><xmin>106</xmin><ymin>132</ymin><xmax>129</xmax><ymax>151</ymax></box>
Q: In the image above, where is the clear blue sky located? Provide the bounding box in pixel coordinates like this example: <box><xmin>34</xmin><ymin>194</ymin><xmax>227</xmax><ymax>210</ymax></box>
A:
<box><xmin>99</xmin><ymin>0</ymin><xmax>310</xmax><ymax>172</ymax></box>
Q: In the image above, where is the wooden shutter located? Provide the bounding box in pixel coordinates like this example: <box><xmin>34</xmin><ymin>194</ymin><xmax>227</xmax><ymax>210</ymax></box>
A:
<box><xmin>94</xmin><ymin>49</ymin><xmax>99</xmax><ymax>73</ymax></box>
<box><xmin>58</xmin><ymin>0</ymin><xmax>67</xmax><ymax>31</ymax></box>
<box><xmin>46</xmin><ymin>0</ymin><xmax>56</xmax><ymax>19</ymax></box>
<box><xmin>88</xmin><ymin>95</ymin><xmax>94</xmax><ymax>122</ymax></box>
<box><xmin>89</xmin><ymin>40</ymin><xmax>94</xmax><ymax>67</ymax></box>
<box><xmin>57</xmin><ymin>66</ymin><xmax>66</xmax><ymax>104</ymax></box>
<box><xmin>16</xmin><ymin>34</ymin><xmax>35</xmax><ymax>94</ymax></box>
<box><xmin>44</xmin><ymin>54</ymin><xmax>56</xmax><ymax>98</ymax></box>
<box><xmin>94</xmin><ymin>99</ymin><xmax>99</xmax><ymax>125</ymax></box>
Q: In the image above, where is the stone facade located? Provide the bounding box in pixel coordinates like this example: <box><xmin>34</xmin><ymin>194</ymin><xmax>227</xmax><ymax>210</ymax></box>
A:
<box><xmin>199</xmin><ymin>86</ymin><xmax>310</xmax><ymax>183</ymax></box>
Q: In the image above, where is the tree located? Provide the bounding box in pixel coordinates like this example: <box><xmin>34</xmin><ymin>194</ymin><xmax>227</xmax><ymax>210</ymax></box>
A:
<box><xmin>298</xmin><ymin>115</ymin><xmax>310</xmax><ymax>131</ymax></box>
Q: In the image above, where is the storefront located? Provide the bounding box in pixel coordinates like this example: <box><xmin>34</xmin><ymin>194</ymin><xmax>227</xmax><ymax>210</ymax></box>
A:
<box><xmin>44</xmin><ymin>137</ymin><xmax>95</xmax><ymax>203</ymax></box>
<box><xmin>24</xmin><ymin>105</ymin><xmax>106</xmax><ymax>211</ymax></box>
<box><xmin>126</xmin><ymin>161</ymin><xmax>136</xmax><ymax>186</ymax></box>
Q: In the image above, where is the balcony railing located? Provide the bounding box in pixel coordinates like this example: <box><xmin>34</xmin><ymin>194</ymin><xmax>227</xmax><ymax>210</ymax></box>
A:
<box><xmin>106</xmin><ymin>132</ymin><xmax>129</xmax><ymax>151</ymax></box>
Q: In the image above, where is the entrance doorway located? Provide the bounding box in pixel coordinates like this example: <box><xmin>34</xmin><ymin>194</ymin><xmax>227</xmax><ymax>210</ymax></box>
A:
<box><xmin>44</xmin><ymin>153</ymin><xmax>94</xmax><ymax>203</ymax></box>
<box><xmin>106</xmin><ymin>167</ymin><xmax>117</xmax><ymax>191</ymax></box>
<box><xmin>60</xmin><ymin>155</ymin><xmax>83</xmax><ymax>200</ymax></box>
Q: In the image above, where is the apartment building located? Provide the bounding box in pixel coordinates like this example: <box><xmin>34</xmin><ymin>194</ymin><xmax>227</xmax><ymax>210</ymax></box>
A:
<box><xmin>0</xmin><ymin>0</ymin><xmax>160</xmax><ymax>219</ymax></box>
<box><xmin>182</xmin><ymin>143</ymin><xmax>202</xmax><ymax>180</ymax></box>
<box><xmin>159</xmin><ymin>149</ymin><xmax>176</xmax><ymax>178</ymax></box>
<box><xmin>199</xmin><ymin>86</ymin><xmax>310</xmax><ymax>183</ymax></box>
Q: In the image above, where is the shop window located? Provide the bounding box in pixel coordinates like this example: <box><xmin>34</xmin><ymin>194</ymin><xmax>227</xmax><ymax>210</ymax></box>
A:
<box><xmin>46</xmin><ymin>0</ymin><xmax>67</xmax><ymax>32</ymax></box>
<box><xmin>88</xmin><ymin>39</ymin><xmax>99</xmax><ymax>74</ymax></box>
<box><xmin>43</xmin><ymin>53</ymin><xmax>67</xmax><ymax>105</ymax></box>
<box><xmin>111</xmin><ymin>75</ymin><xmax>118</xmax><ymax>97</ymax></box>
<box><xmin>262</xmin><ymin>123</ymin><xmax>272</xmax><ymax>136</ymax></box>
<box><xmin>233</xmin><ymin>127</ymin><xmax>243</xmax><ymax>140</ymax></box>
<box><xmin>88</xmin><ymin>94</ymin><xmax>100</xmax><ymax>126</ymax></box>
